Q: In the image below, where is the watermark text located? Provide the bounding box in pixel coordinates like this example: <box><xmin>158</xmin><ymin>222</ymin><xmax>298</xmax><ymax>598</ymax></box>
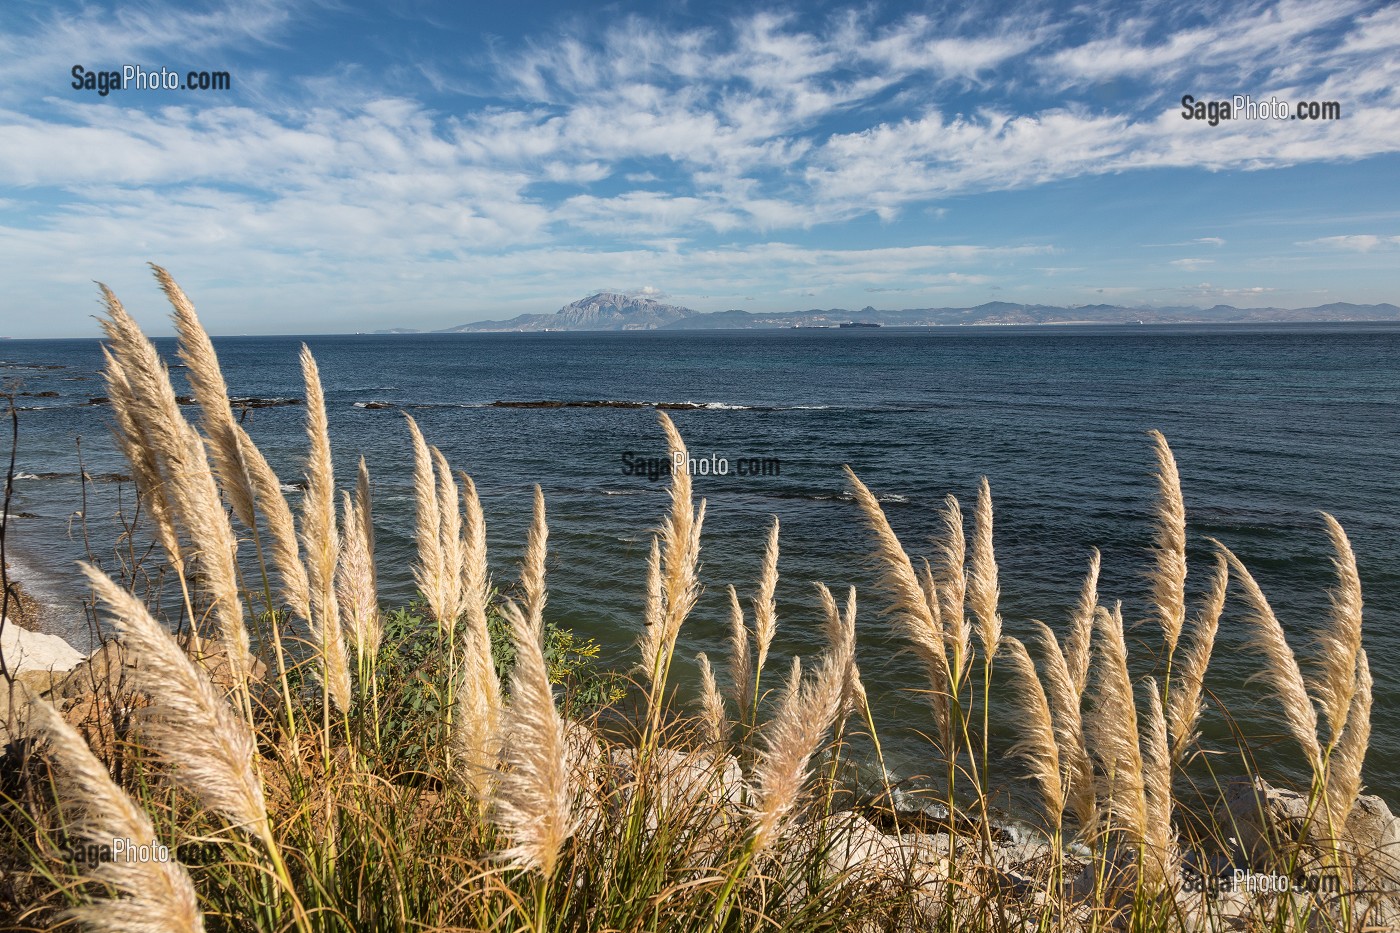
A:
<box><xmin>621</xmin><ymin>451</ymin><xmax>781</xmax><ymax>481</ymax></box>
<box><xmin>1180</xmin><ymin>94</ymin><xmax>1341</xmax><ymax>125</ymax></box>
<box><xmin>72</xmin><ymin>64</ymin><xmax>232</xmax><ymax>96</ymax></box>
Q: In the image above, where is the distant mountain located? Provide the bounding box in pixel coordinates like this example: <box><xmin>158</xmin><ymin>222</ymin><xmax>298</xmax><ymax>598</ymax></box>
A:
<box><xmin>436</xmin><ymin>297</ymin><xmax>1400</xmax><ymax>332</ymax></box>
<box><xmin>659</xmin><ymin>300</ymin><xmax>1400</xmax><ymax>328</ymax></box>
<box><xmin>442</xmin><ymin>293</ymin><xmax>697</xmax><ymax>332</ymax></box>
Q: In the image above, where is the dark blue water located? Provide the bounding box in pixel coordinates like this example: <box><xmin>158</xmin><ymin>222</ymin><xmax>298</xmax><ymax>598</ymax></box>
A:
<box><xmin>3</xmin><ymin>324</ymin><xmax>1397</xmax><ymax>800</ymax></box>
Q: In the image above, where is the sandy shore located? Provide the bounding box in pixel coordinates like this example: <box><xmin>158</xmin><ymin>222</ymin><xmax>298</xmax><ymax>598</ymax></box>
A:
<box><xmin>2</xmin><ymin>569</ymin><xmax>46</xmax><ymax>632</ymax></box>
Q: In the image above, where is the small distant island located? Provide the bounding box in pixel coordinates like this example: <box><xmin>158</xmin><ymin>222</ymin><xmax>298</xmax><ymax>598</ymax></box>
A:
<box><xmin>378</xmin><ymin>293</ymin><xmax>1400</xmax><ymax>334</ymax></box>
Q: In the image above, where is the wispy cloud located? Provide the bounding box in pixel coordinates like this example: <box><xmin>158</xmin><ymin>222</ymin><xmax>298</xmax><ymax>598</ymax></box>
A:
<box><xmin>1298</xmin><ymin>234</ymin><xmax>1400</xmax><ymax>251</ymax></box>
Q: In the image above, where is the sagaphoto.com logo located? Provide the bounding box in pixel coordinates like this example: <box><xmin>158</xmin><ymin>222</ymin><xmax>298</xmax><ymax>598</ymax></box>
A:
<box><xmin>1180</xmin><ymin>93</ymin><xmax>1340</xmax><ymax>126</ymax></box>
<box><xmin>72</xmin><ymin>64</ymin><xmax>231</xmax><ymax>97</ymax></box>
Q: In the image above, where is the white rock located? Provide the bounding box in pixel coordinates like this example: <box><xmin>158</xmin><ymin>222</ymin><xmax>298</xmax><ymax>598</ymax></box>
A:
<box><xmin>606</xmin><ymin>746</ymin><xmax>746</xmax><ymax>835</ymax></box>
<box><xmin>1221</xmin><ymin>777</ymin><xmax>1400</xmax><ymax>884</ymax></box>
<box><xmin>1</xmin><ymin>619</ymin><xmax>83</xmax><ymax>676</ymax></box>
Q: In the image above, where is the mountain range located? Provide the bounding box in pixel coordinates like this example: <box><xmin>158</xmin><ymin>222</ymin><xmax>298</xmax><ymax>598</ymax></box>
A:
<box><xmin>438</xmin><ymin>293</ymin><xmax>697</xmax><ymax>332</ymax></box>
<box><xmin>378</xmin><ymin>294</ymin><xmax>1400</xmax><ymax>333</ymax></box>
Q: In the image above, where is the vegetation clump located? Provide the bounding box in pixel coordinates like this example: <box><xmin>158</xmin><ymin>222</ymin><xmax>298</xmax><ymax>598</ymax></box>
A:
<box><xmin>0</xmin><ymin>268</ymin><xmax>1393</xmax><ymax>932</ymax></box>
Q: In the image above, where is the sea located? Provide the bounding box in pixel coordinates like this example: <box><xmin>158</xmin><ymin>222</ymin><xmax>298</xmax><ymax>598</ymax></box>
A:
<box><xmin>3</xmin><ymin>324</ymin><xmax>1397</xmax><ymax>806</ymax></box>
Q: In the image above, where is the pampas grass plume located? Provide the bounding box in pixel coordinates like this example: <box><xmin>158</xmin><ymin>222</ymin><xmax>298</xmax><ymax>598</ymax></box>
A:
<box><xmin>453</xmin><ymin>472</ymin><xmax>502</xmax><ymax>795</ymax></box>
<box><xmin>1327</xmin><ymin>648</ymin><xmax>1371</xmax><ymax>832</ymax></box>
<box><xmin>522</xmin><ymin>485</ymin><xmax>548</xmax><ymax>628</ymax></box>
<box><xmin>337</xmin><ymin>489</ymin><xmax>379</xmax><ymax>662</ymax></box>
<box><xmin>404</xmin><ymin>413</ymin><xmax>447</xmax><ymax>624</ymax></box>
<box><xmin>1065</xmin><ymin>549</ymin><xmax>1100</xmax><ymax>698</ymax></box>
<box><xmin>432</xmin><ymin>446</ymin><xmax>465</xmax><ymax>623</ymax></box>
<box><xmin>81</xmin><ymin>565</ymin><xmax>270</xmax><ymax>837</ymax></box>
<box><xmin>1142</xmin><ymin>676</ymin><xmax>1176</xmax><ymax>885</ymax></box>
<box><xmin>28</xmin><ymin>694</ymin><xmax>206</xmax><ymax>933</ymax></box>
<box><xmin>458</xmin><ymin>471</ymin><xmax>501</xmax><ymax>715</ymax></box>
<box><xmin>843</xmin><ymin>466</ymin><xmax>951</xmax><ymax>738</ymax></box>
<box><xmin>1089</xmin><ymin>603</ymin><xmax>1146</xmax><ymax>843</ymax></box>
<box><xmin>1213</xmin><ymin>540</ymin><xmax>1324</xmax><ymax>771</ymax></box>
<box><xmin>1148</xmin><ymin>430</ymin><xmax>1188</xmax><ymax>658</ymax></box>
<box><xmin>1167</xmin><ymin>553</ymin><xmax>1227</xmax><ymax>765</ymax></box>
<box><xmin>696</xmin><ymin>652</ymin><xmax>729</xmax><ymax>747</ymax></box>
<box><xmin>752</xmin><ymin>517</ymin><xmax>780</xmax><ymax>676</ymax></box>
<box><xmin>299</xmin><ymin>344</ymin><xmax>352</xmax><ymax>713</ymax></box>
<box><xmin>939</xmin><ymin>494</ymin><xmax>971</xmax><ymax>684</ymax></box>
<box><xmin>727</xmin><ymin>584</ymin><xmax>753</xmax><ymax>722</ymax></box>
<box><xmin>99</xmin><ymin>344</ymin><xmax>182</xmax><ymax>565</ymax></box>
<box><xmin>232</xmin><ymin>420</ymin><xmax>311</xmax><ymax>620</ymax></box>
<box><xmin>99</xmin><ymin>285</ymin><xmax>252</xmax><ymax>695</ymax></box>
<box><xmin>1315</xmin><ymin>512</ymin><xmax>1364</xmax><ymax>748</ymax></box>
<box><xmin>750</xmin><ymin>620</ymin><xmax>849</xmax><ymax>852</ymax></box>
<box><xmin>969</xmin><ymin>477</ymin><xmax>1001</xmax><ymax>658</ymax></box>
<box><xmin>491</xmin><ymin>601</ymin><xmax>574</xmax><ymax>876</ymax></box>
<box><xmin>1030</xmin><ymin>620</ymin><xmax>1095</xmax><ymax>834</ymax></box>
<box><xmin>157</xmin><ymin>263</ymin><xmax>257</xmax><ymax>532</ymax></box>
<box><xmin>1004</xmin><ymin>636</ymin><xmax>1064</xmax><ymax>832</ymax></box>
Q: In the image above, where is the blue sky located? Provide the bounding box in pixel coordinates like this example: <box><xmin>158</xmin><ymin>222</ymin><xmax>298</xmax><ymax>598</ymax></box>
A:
<box><xmin>1</xmin><ymin>0</ymin><xmax>1397</xmax><ymax>336</ymax></box>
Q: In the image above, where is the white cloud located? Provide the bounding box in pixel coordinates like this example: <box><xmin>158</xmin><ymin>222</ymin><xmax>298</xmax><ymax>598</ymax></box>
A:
<box><xmin>1170</xmin><ymin>258</ymin><xmax>1214</xmax><ymax>270</ymax></box>
<box><xmin>1179</xmin><ymin>283</ymin><xmax>1277</xmax><ymax>303</ymax></box>
<box><xmin>1046</xmin><ymin>0</ymin><xmax>1368</xmax><ymax>84</ymax></box>
<box><xmin>1298</xmin><ymin>234</ymin><xmax>1400</xmax><ymax>251</ymax></box>
<box><xmin>0</xmin><ymin>0</ymin><xmax>298</xmax><ymax>105</ymax></box>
